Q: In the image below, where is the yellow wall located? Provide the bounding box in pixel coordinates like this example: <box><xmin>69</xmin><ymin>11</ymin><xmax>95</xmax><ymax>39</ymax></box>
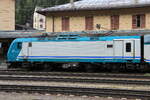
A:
<box><xmin>146</xmin><ymin>13</ymin><xmax>150</xmax><ymax>29</ymax></box>
<box><xmin>119</xmin><ymin>14</ymin><xmax>132</xmax><ymax>30</ymax></box>
<box><xmin>54</xmin><ymin>17</ymin><xmax>61</xmax><ymax>32</ymax></box>
<box><xmin>0</xmin><ymin>0</ymin><xmax>15</xmax><ymax>30</ymax></box>
<box><xmin>45</xmin><ymin>7</ymin><xmax>150</xmax><ymax>32</ymax></box>
<box><xmin>94</xmin><ymin>15</ymin><xmax>110</xmax><ymax>31</ymax></box>
<box><xmin>46</xmin><ymin>16</ymin><xmax>53</xmax><ymax>32</ymax></box>
<box><xmin>70</xmin><ymin>16</ymin><xmax>85</xmax><ymax>31</ymax></box>
<box><xmin>46</xmin><ymin>16</ymin><xmax>85</xmax><ymax>32</ymax></box>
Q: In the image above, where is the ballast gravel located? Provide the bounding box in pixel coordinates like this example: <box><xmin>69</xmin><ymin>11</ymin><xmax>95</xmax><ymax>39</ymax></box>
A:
<box><xmin>0</xmin><ymin>92</ymin><xmax>140</xmax><ymax>100</ymax></box>
<box><xmin>0</xmin><ymin>80</ymin><xmax>149</xmax><ymax>91</ymax></box>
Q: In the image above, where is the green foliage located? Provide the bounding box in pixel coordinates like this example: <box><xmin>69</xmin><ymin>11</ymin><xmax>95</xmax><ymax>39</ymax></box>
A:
<box><xmin>16</xmin><ymin>0</ymin><xmax>79</xmax><ymax>25</ymax></box>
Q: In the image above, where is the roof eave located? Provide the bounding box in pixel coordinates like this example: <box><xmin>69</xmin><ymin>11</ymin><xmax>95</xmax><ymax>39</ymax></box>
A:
<box><xmin>37</xmin><ymin>4</ymin><xmax>150</xmax><ymax>15</ymax></box>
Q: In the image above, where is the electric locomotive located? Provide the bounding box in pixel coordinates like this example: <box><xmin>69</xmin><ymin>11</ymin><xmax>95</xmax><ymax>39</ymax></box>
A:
<box><xmin>7</xmin><ymin>34</ymin><xmax>150</xmax><ymax>71</ymax></box>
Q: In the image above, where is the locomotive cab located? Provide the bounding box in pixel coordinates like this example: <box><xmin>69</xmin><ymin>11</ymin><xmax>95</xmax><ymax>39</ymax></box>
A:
<box><xmin>7</xmin><ymin>40</ymin><xmax>22</xmax><ymax>62</ymax></box>
<box><xmin>144</xmin><ymin>35</ymin><xmax>150</xmax><ymax>63</ymax></box>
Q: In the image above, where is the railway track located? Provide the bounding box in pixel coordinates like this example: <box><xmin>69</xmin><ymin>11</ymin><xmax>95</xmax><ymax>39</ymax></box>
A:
<box><xmin>0</xmin><ymin>70</ymin><xmax>150</xmax><ymax>99</ymax></box>
<box><xmin>0</xmin><ymin>84</ymin><xmax>150</xmax><ymax>99</ymax></box>
<box><xmin>1</xmin><ymin>70</ymin><xmax>150</xmax><ymax>85</ymax></box>
<box><xmin>0</xmin><ymin>70</ymin><xmax>150</xmax><ymax>79</ymax></box>
<box><xmin>0</xmin><ymin>75</ymin><xmax>150</xmax><ymax>85</ymax></box>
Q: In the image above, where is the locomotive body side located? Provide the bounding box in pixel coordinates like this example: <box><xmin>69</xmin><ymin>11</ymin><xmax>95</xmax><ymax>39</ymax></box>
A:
<box><xmin>8</xmin><ymin>36</ymin><xmax>141</xmax><ymax>63</ymax></box>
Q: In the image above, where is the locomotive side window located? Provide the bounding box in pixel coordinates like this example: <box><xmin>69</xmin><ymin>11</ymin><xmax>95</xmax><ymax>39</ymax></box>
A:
<box><xmin>126</xmin><ymin>43</ymin><xmax>131</xmax><ymax>52</ymax></box>
<box><xmin>28</xmin><ymin>42</ymin><xmax>32</xmax><ymax>47</ymax></box>
<box><xmin>107</xmin><ymin>44</ymin><xmax>113</xmax><ymax>48</ymax></box>
<box><xmin>17</xmin><ymin>42</ymin><xmax>22</xmax><ymax>49</ymax></box>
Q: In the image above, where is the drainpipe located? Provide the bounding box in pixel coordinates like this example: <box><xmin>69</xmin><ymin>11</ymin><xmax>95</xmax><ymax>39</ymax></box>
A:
<box><xmin>52</xmin><ymin>16</ymin><xmax>55</xmax><ymax>32</ymax></box>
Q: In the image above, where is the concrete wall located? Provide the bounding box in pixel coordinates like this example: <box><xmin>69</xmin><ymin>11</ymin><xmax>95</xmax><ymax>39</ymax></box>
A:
<box><xmin>0</xmin><ymin>0</ymin><xmax>15</xmax><ymax>30</ymax></box>
<box><xmin>146</xmin><ymin>13</ymin><xmax>150</xmax><ymax>29</ymax></box>
<box><xmin>45</xmin><ymin>7</ymin><xmax>150</xmax><ymax>32</ymax></box>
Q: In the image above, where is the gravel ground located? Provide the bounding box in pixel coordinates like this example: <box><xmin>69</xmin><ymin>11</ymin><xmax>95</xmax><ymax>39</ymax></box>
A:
<box><xmin>0</xmin><ymin>80</ymin><xmax>149</xmax><ymax>91</ymax></box>
<box><xmin>0</xmin><ymin>92</ymin><xmax>141</xmax><ymax>100</ymax></box>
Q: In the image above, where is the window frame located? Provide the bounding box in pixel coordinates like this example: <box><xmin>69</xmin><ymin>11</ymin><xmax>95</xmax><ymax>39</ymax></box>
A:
<box><xmin>132</xmin><ymin>14</ymin><xmax>145</xmax><ymax>29</ymax></box>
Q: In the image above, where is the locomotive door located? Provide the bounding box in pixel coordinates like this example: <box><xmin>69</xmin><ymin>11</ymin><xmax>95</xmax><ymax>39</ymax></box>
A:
<box><xmin>114</xmin><ymin>40</ymin><xmax>135</xmax><ymax>59</ymax></box>
<box><xmin>22</xmin><ymin>42</ymin><xmax>32</xmax><ymax>58</ymax></box>
<box><xmin>123</xmin><ymin>40</ymin><xmax>135</xmax><ymax>58</ymax></box>
<box><xmin>114</xmin><ymin>40</ymin><xmax>124</xmax><ymax>58</ymax></box>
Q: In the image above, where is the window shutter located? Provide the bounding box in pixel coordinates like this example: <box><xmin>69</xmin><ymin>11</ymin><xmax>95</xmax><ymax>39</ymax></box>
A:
<box><xmin>85</xmin><ymin>16</ymin><xmax>93</xmax><ymax>30</ymax></box>
<box><xmin>111</xmin><ymin>15</ymin><xmax>119</xmax><ymax>30</ymax></box>
<box><xmin>115</xmin><ymin>15</ymin><xmax>119</xmax><ymax>30</ymax></box>
<box><xmin>132</xmin><ymin>15</ymin><xmax>137</xmax><ymax>29</ymax></box>
<box><xmin>132</xmin><ymin>14</ymin><xmax>145</xmax><ymax>29</ymax></box>
<box><xmin>62</xmin><ymin>17</ymin><xmax>69</xmax><ymax>31</ymax></box>
<box><xmin>141</xmin><ymin>14</ymin><xmax>145</xmax><ymax>28</ymax></box>
<box><xmin>111</xmin><ymin>16</ymin><xmax>114</xmax><ymax>30</ymax></box>
<box><xmin>62</xmin><ymin>17</ymin><xmax>65</xmax><ymax>31</ymax></box>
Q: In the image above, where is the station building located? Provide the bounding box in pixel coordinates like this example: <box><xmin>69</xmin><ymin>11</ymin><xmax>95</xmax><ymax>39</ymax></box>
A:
<box><xmin>0</xmin><ymin>0</ymin><xmax>15</xmax><ymax>30</ymax></box>
<box><xmin>33</xmin><ymin>7</ymin><xmax>46</xmax><ymax>31</ymax></box>
<box><xmin>0</xmin><ymin>0</ymin><xmax>15</xmax><ymax>62</ymax></box>
<box><xmin>38</xmin><ymin>0</ymin><xmax>150</xmax><ymax>33</ymax></box>
<box><xmin>0</xmin><ymin>0</ymin><xmax>43</xmax><ymax>63</ymax></box>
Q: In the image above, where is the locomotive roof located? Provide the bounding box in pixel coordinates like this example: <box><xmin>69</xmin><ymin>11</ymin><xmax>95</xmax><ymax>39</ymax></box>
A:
<box><xmin>13</xmin><ymin>36</ymin><xmax>140</xmax><ymax>43</ymax></box>
<box><xmin>38</xmin><ymin>0</ymin><xmax>150</xmax><ymax>13</ymax></box>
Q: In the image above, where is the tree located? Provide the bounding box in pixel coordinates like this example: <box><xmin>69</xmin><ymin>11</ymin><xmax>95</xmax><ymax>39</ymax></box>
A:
<box><xmin>16</xmin><ymin>0</ymin><xmax>79</xmax><ymax>25</ymax></box>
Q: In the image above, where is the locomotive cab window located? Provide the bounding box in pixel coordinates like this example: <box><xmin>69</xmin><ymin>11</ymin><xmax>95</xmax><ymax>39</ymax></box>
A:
<box><xmin>17</xmin><ymin>42</ymin><xmax>22</xmax><ymax>49</ymax></box>
<box><xmin>126</xmin><ymin>43</ymin><xmax>131</xmax><ymax>52</ymax></box>
<box><xmin>28</xmin><ymin>42</ymin><xmax>32</xmax><ymax>47</ymax></box>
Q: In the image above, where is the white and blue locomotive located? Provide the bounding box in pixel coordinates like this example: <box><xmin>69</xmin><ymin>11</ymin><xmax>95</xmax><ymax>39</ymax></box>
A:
<box><xmin>7</xmin><ymin>34</ymin><xmax>150</xmax><ymax>71</ymax></box>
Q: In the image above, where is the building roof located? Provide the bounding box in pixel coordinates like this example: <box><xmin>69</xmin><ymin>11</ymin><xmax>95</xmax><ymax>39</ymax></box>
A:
<box><xmin>1</xmin><ymin>30</ymin><xmax>150</xmax><ymax>39</ymax></box>
<box><xmin>38</xmin><ymin>0</ymin><xmax>150</xmax><ymax>13</ymax></box>
<box><xmin>0</xmin><ymin>30</ymin><xmax>44</xmax><ymax>38</ymax></box>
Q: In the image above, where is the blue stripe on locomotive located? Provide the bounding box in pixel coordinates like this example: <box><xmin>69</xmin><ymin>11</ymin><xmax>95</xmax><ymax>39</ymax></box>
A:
<box><xmin>17</xmin><ymin>56</ymin><xmax>141</xmax><ymax>63</ymax></box>
<box><xmin>17</xmin><ymin>58</ymin><xmax>140</xmax><ymax>63</ymax></box>
<box><xmin>7</xmin><ymin>35</ymin><xmax>141</xmax><ymax>63</ymax></box>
